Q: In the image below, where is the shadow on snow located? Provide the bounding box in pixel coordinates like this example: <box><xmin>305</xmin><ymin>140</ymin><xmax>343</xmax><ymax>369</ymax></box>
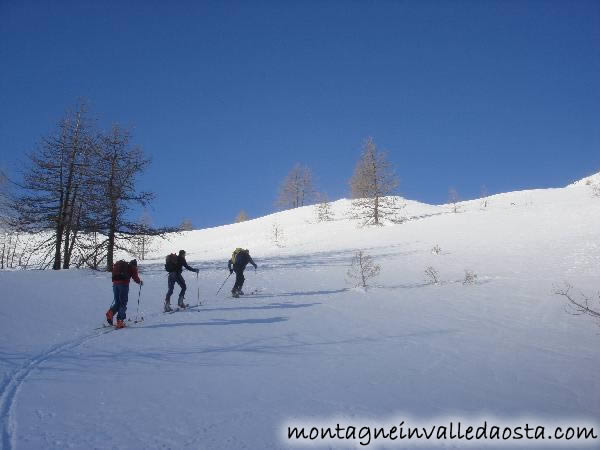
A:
<box><xmin>142</xmin><ymin>316</ymin><xmax>289</xmax><ymax>330</ymax></box>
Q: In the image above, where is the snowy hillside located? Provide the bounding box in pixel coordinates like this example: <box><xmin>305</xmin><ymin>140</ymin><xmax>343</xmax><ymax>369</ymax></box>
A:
<box><xmin>1</xmin><ymin>176</ymin><xmax>599</xmax><ymax>449</ymax></box>
<box><xmin>570</xmin><ymin>171</ymin><xmax>600</xmax><ymax>187</ymax></box>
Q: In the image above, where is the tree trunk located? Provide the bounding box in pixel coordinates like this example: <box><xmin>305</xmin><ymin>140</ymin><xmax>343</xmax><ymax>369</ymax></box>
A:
<box><xmin>64</xmin><ymin>203</ymin><xmax>82</xmax><ymax>269</ymax></box>
<box><xmin>53</xmin><ymin>223</ymin><xmax>64</xmax><ymax>270</ymax></box>
<box><xmin>106</xmin><ymin>200</ymin><xmax>118</xmax><ymax>272</ymax></box>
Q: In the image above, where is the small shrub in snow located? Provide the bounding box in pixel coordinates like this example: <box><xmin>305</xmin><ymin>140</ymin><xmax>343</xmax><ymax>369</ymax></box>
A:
<box><xmin>347</xmin><ymin>250</ymin><xmax>380</xmax><ymax>289</ymax></box>
<box><xmin>555</xmin><ymin>283</ymin><xmax>600</xmax><ymax>326</ymax></box>
<box><xmin>271</xmin><ymin>223</ymin><xmax>285</xmax><ymax>247</ymax></box>
<box><xmin>424</xmin><ymin>266</ymin><xmax>440</xmax><ymax>285</ymax></box>
<box><xmin>431</xmin><ymin>245</ymin><xmax>442</xmax><ymax>255</ymax></box>
<box><xmin>449</xmin><ymin>188</ymin><xmax>460</xmax><ymax>213</ymax></box>
<box><xmin>463</xmin><ymin>270</ymin><xmax>478</xmax><ymax>285</ymax></box>
<box><xmin>592</xmin><ymin>184</ymin><xmax>600</xmax><ymax>197</ymax></box>
<box><xmin>315</xmin><ymin>194</ymin><xmax>334</xmax><ymax>222</ymax></box>
<box><xmin>480</xmin><ymin>185</ymin><xmax>489</xmax><ymax>209</ymax></box>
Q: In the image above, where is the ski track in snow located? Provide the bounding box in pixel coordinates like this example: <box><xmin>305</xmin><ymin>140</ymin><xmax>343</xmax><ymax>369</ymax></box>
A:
<box><xmin>0</xmin><ymin>299</ymin><xmax>207</xmax><ymax>449</ymax></box>
<box><xmin>0</xmin><ymin>327</ymin><xmax>115</xmax><ymax>450</ymax></box>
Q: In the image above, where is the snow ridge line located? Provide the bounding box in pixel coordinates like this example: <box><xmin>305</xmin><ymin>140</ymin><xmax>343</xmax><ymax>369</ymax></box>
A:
<box><xmin>0</xmin><ymin>327</ymin><xmax>113</xmax><ymax>450</ymax></box>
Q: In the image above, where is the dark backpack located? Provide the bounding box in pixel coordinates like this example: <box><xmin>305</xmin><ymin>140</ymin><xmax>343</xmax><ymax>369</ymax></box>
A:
<box><xmin>112</xmin><ymin>260</ymin><xmax>130</xmax><ymax>281</ymax></box>
<box><xmin>165</xmin><ymin>253</ymin><xmax>178</xmax><ymax>272</ymax></box>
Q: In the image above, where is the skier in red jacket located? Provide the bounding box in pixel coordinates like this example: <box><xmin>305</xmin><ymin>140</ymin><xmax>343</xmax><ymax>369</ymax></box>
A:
<box><xmin>106</xmin><ymin>259</ymin><xmax>143</xmax><ymax>328</ymax></box>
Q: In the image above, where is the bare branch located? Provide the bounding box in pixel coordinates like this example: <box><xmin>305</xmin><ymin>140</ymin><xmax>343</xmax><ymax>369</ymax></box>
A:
<box><xmin>555</xmin><ymin>282</ymin><xmax>600</xmax><ymax>321</ymax></box>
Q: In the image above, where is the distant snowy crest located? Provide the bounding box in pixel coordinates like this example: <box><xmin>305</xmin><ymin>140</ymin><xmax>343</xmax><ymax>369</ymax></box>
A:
<box><xmin>570</xmin><ymin>171</ymin><xmax>600</xmax><ymax>187</ymax></box>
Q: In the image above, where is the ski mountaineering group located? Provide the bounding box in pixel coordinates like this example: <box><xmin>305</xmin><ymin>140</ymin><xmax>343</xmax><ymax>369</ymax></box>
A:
<box><xmin>105</xmin><ymin>248</ymin><xmax>257</xmax><ymax>329</ymax></box>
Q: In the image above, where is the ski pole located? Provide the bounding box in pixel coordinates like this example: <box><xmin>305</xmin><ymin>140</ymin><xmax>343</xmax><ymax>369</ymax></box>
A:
<box><xmin>216</xmin><ymin>272</ymin><xmax>232</xmax><ymax>295</ymax></box>
<box><xmin>136</xmin><ymin>283</ymin><xmax>143</xmax><ymax>323</ymax></box>
<box><xmin>196</xmin><ymin>271</ymin><xmax>200</xmax><ymax>307</ymax></box>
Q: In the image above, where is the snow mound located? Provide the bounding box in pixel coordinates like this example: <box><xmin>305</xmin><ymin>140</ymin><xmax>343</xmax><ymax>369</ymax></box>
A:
<box><xmin>569</xmin><ymin>171</ymin><xmax>600</xmax><ymax>186</ymax></box>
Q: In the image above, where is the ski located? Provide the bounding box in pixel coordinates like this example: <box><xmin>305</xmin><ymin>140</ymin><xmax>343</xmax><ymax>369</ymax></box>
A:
<box><xmin>164</xmin><ymin>302</ymin><xmax>203</xmax><ymax>314</ymax></box>
<box><xmin>95</xmin><ymin>320</ymin><xmax>141</xmax><ymax>331</ymax></box>
<box><xmin>245</xmin><ymin>289</ymin><xmax>261</xmax><ymax>296</ymax></box>
<box><xmin>231</xmin><ymin>289</ymin><xmax>260</xmax><ymax>298</ymax></box>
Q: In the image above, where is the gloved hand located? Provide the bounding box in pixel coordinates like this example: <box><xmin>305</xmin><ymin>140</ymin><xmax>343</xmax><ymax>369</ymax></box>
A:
<box><xmin>140</xmin><ymin>280</ymin><xmax>144</xmax><ymax>286</ymax></box>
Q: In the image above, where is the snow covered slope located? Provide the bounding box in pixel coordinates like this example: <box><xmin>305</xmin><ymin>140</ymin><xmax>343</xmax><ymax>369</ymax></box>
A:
<box><xmin>570</xmin><ymin>170</ymin><xmax>600</xmax><ymax>187</ymax></box>
<box><xmin>1</xmin><ymin>176</ymin><xmax>599</xmax><ymax>449</ymax></box>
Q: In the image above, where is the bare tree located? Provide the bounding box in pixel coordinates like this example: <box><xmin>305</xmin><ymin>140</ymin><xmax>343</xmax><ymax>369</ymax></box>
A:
<box><xmin>277</xmin><ymin>163</ymin><xmax>316</xmax><ymax>210</ymax></box>
<box><xmin>349</xmin><ymin>137</ymin><xmax>404</xmax><ymax>226</ymax></box>
<box><xmin>91</xmin><ymin>125</ymin><xmax>175</xmax><ymax>271</ymax></box>
<box><xmin>8</xmin><ymin>104</ymin><xmax>174</xmax><ymax>271</ymax></box>
<box><xmin>0</xmin><ymin>171</ymin><xmax>9</xmax><ymax>269</ymax></box>
<box><xmin>75</xmin><ymin>225</ymin><xmax>107</xmax><ymax>270</ymax></box>
<box><xmin>235</xmin><ymin>210</ymin><xmax>249</xmax><ymax>223</ymax></box>
<box><xmin>12</xmin><ymin>101</ymin><xmax>96</xmax><ymax>270</ymax></box>
<box><xmin>179</xmin><ymin>219</ymin><xmax>194</xmax><ymax>231</ymax></box>
<box><xmin>0</xmin><ymin>169</ymin><xmax>8</xmax><ymax>206</ymax></box>
<box><xmin>0</xmin><ymin>231</ymin><xmax>15</xmax><ymax>269</ymax></box>
<box><xmin>0</xmin><ymin>169</ymin><xmax>10</xmax><ymax>227</ymax></box>
<box><xmin>347</xmin><ymin>250</ymin><xmax>380</xmax><ymax>289</ymax></box>
<box><xmin>131</xmin><ymin>212</ymin><xmax>156</xmax><ymax>260</ymax></box>
<box><xmin>555</xmin><ymin>283</ymin><xmax>600</xmax><ymax>325</ymax></box>
<box><xmin>0</xmin><ymin>226</ymin><xmax>40</xmax><ymax>270</ymax></box>
<box><xmin>449</xmin><ymin>188</ymin><xmax>460</xmax><ymax>213</ymax></box>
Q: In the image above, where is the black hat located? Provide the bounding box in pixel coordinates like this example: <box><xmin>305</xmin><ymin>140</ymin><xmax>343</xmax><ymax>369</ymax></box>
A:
<box><xmin>179</xmin><ymin>250</ymin><xmax>186</xmax><ymax>255</ymax></box>
<box><xmin>130</xmin><ymin>259</ymin><xmax>138</xmax><ymax>266</ymax></box>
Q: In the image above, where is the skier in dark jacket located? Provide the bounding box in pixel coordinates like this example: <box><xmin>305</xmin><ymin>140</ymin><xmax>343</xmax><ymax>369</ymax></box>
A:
<box><xmin>106</xmin><ymin>259</ymin><xmax>143</xmax><ymax>329</ymax></box>
<box><xmin>165</xmin><ymin>249</ymin><xmax>199</xmax><ymax>312</ymax></box>
<box><xmin>228</xmin><ymin>248</ymin><xmax>257</xmax><ymax>298</ymax></box>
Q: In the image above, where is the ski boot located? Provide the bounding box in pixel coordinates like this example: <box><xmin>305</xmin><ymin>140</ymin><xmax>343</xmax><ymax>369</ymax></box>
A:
<box><xmin>116</xmin><ymin>319</ymin><xmax>126</xmax><ymax>329</ymax></box>
<box><xmin>106</xmin><ymin>309</ymin><xmax>114</xmax><ymax>326</ymax></box>
<box><xmin>177</xmin><ymin>294</ymin><xmax>189</xmax><ymax>309</ymax></box>
<box><xmin>164</xmin><ymin>301</ymin><xmax>173</xmax><ymax>313</ymax></box>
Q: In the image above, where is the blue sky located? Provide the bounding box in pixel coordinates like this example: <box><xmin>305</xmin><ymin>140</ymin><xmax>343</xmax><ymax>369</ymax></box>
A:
<box><xmin>1</xmin><ymin>0</ymin><xmax>599</xmax><ymax>228</ymax></box>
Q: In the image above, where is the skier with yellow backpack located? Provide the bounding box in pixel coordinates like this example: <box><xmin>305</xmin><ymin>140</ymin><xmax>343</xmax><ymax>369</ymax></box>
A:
<box><xmin>227</xmin><ymin>248</ymin><xmax>257</xmax><ymax>298</ymax></box>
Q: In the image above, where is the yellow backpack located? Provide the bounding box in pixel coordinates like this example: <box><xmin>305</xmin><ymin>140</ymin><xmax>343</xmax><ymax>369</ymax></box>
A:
<box><xmin>231</xmin><ymin>248</ymin><xmax>244</xmax><ymax>264</ymax></box>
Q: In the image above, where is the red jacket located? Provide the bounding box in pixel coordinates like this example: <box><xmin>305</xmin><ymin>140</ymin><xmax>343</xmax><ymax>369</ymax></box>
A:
<box><xmin>112</xmin><ymin>265</ymin><xmax>141</xmax><ymax>286</ymax></box>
